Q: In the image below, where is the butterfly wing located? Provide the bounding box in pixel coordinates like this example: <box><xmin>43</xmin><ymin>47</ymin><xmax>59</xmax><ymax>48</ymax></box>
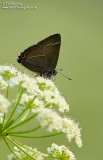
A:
<box><xmin>37</xmin><ymin>34</ymin><xmax>61</xmax><ymax>71</ymax></box>
<box><xmin>17</xmin><ymin>34</ymin><xmax>61</xmax><ymax>75</ymax></box>
<box><xmin>18</xmin><ymin>45</ymin><xmax>46</xmax><ymax>73</ymax></box>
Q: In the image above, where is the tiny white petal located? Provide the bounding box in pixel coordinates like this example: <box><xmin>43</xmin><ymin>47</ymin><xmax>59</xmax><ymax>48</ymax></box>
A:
<box><xmin>34</xmin><ymin>108</ymin><xmax>63</xmax><ymax>132</ymax></box>
<box><xmin>0</xmin><ymin>65</ymin><xmax>18</xmax><ymax>76</ymax></box>
<box><xmin>63</xmin><ymin>118</ymin><xmax>83</xmax><ymax>147</ymax></box>
<box><xmin>0</xmin><ymin>94</ymin><xmax>10</xmax><ymax>113</ymax></box>
<box><xmin>0</xmin><ymin>76</ymin><xmax>8</xmax><ymax>89</ymax></box>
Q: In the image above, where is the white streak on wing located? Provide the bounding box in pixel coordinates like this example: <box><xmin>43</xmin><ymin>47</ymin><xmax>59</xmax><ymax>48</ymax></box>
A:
<box><xmin>27</xmin><ymin>55</ymin><xmax>45</xmax><ymax>60</ymax></box>
<box><xmin>46</xmin><ymin>42</ymin><xmax>60</xmax><ymax>47</ymax></box>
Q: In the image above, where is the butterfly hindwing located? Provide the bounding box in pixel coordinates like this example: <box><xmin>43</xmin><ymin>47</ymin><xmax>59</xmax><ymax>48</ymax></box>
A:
<box><xmin>18</xmin><ymin>45</ymin><xmax>45</xmax><ymax>72</ymax></box>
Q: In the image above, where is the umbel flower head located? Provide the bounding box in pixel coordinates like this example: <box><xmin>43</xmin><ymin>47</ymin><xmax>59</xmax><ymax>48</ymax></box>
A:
<box><xmin>1</xmin><ymin>65</ymin><xmax>69</xmax><ymax>113</ymax></box>
<box><xmin>47</xmin><ymin>143</ymin><xmax>76</xmax><ymax>160</ymax></box>
<box><xmin>0</xmin><ymin>65</ymin><xmax>83</xmax><ymax>160</ymax></box>
<box><xmin>8</xmin><ymin>145</ymin><xmax>45</xmax><ymax>160</ymax></box>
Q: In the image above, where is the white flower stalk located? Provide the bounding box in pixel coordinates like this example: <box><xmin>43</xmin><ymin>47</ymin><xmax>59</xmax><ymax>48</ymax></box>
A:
<box><xmin>8</xmin><ymin>146</ymin><xmax>44</xmax><ymax>160</ymax></box>
<box><xmin>63</xmin><ymin>118</ymin><xmax>83</xmax><ymax>148</ymax></box>
<box><xmin>47</xmin><ymin>143</ymin><xmax>76</xmax><ymax>160</ymax></box>
<box><xmin>0</xmin><ymin>94</ymin><xmax>10</xmax><ymax>113</ymax></box>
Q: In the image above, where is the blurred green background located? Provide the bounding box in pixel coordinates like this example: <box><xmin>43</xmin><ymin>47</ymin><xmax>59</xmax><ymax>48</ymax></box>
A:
<box><xmin>0</xmin><ymin>0</ymin><xmax>103</xmax><ymax>159</ymax></box>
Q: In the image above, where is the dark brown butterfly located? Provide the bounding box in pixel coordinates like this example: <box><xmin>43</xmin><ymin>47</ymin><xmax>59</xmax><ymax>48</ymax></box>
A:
<box><xmin>17</xmin><ymin>34</ymin><xmax>61</xmax><ymax>78</ymax></box>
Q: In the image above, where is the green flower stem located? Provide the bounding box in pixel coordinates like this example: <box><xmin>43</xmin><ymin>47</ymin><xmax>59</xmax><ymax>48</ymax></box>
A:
<box><xmin>7</xmin><ymin>136</ymin><xmax>36</xmax><ymax>160</ymax></box>
<box><xmin>21</xmin><ymin>109</ymin><xmax>30</xmax><ymax>121</ymax></box>
<box><xmin>6</xmin><ymin>85</ymin><xmax>10</xmax><ymax>99</ymax></box>
<box><xmin>12</xmin><ymin>96</ymin><xmax>36</xmax><ymax>124</ymax></box>
<box><xmin>7</xmin><ymin>113</ymin><xmax>38</xmax><ymax>131</ymax></box>
<box><xmin>48</xmin><ymin>155</ymin><xmax>58</xmax><ymax>159</ymax></box>
<box><xmin>3</xmin><ymin>137</ymin><xmax>21</xmax><ymax>159</ymax></box>
<box><xmin>2</xmin><ymin>113</ymin><xmax>6</xmax><ymax>128</ymax></box>
<box><xmin>0</xmin><ymin>113</ymin><xmax>6</xmax><ymax>134</ymax></box>
<box><xmin>8</xmin><ymin>125</ymin><xmax>41</xmax><ymax>134</ymax></box>
<box><xmin>3</xmin><ymin>120</ymin><xmax>14</xmax><ymax>132</ymax></box>
<box><xmin>4</xmin><ymin>89</ymin><xmax>24</xmax><ymax>130</ymax></box>
<box><xmin>9</xmin><ymin>132</ymin><xmax>63</xmax><ymax>138</ymax></box>
<box><xmin>13</xmin><ymin>139</ymin><xmax>48</xmax><ymax>158</ymax></box>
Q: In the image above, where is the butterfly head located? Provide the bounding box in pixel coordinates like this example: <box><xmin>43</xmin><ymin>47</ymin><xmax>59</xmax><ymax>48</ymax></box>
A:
<box><xmin>17</xmin><ymin>52</ymin><xmax>25</xmax><ymax>63</ymax></box>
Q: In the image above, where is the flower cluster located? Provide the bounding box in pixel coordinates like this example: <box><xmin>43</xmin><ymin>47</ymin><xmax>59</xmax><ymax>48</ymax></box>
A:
<box><xmin>0</xmin><ymin>65</ymin><xmax>69</xmax><ymax>113</ymax></box>
<box><xmin>47</xmin><ymin>143</ymin><xmax>75</xmax><ymax>160</ymax></box>
<box><xmin>8</xmin><ymin>146</ymin><xmax>45</xmax><ymax>160</ymax></box>
<box><xmin>0</xmin><ymin>65</ymin><xmax>83</xmax><ymax>160</ymax></box>
<box><xmin>63</xmin><ymin>118</ymin><xmax>82</xmax><ymax>148</ymax></box>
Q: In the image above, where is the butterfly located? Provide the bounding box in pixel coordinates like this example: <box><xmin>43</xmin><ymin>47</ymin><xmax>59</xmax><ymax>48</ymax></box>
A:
<box><xmin>17</xmin><ymin>34</ymin><xmax>61</xmax><ymax>78</ymax></box>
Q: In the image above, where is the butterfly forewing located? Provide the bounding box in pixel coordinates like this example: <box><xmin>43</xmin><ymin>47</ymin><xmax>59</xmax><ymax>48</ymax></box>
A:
<box><xmin>37</xmin><ymin>34</ymin><xmax>61</xmax><ymax>70</ymax></box>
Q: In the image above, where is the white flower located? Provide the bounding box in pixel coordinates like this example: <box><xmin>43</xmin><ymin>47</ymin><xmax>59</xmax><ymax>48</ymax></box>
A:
<box><xmin>20</xmin><ymin>75</ymin><xmax>37</xmax><ymax>93</ymax></box>
<box><xmin>63</xmin><ymin>118</ymin><xmax>83</xmax><ymax>148</ymax></box>
<box><xmin>50</xmin><ymin>90</ymin><xmax>69</xmax><ymax>113</ymax></box>
<box><xmin>19</xmin><ymin>94</ymin><xmax>45</xmax><ymax>111</ymax></box>
<box><xmin>36</xmin><ymin>77</ymin><xmax>69</xmax><ymax>113</ymax></box>
<box><xmin>47</xmin><ymin>143</ymin><xmax>76</xmax><ymax>160</ymax></box>
<box><xmin>0</xmin><ymin>65</ymin><xmax>83</xmax><ymax>159</ymax></box>
<box><xmin>0</xmin><ymin>76</ymin><xmax>8</xmax><ymax>89</ymax></box>
<box><xmin>36</xmin><ymin>76</ymin><xmax>55</xmax><ymax>89</ymax></box>
<box><xmin>9</xmin><ymin>73</ymin><xmax>40</xmax><ymax>95</ymax></box>
<box><xmin>19</xmin><ymin>94</ymin><xmax>34</xmax><ymax>105</ymax></box>
<box><xmin>8</xmin><ymin>146</ymin><xmax>44</xmax><ymax>160</ymax></box>
<box><xmin>8</xmin><ymin>73</ymin><xmax>22</xmax><ymax>87</ymax></box>
<box><xmin>33</xmin><ymin>97</ymin><xmax>45</xmax><ymax>108</ymax></box>
<box><xmin>7</xmin><ymin>154</ymin><xmax>15</xmax><ymax>160</ymax></box>
<box><xmin>0</xmin><ymin>65</ymin><xmax>69</xmax><ymax>113</ymax></box>
<box><xmin>9</xmin><ymin>72</ymin><xmax>69</xmax><ymax>113</ymax></box>
<box><xmin>34</xmin><ymin>108</ymin><xmax>63</xmax><ymax>132</ymax></box>
<box><xmin>0</xmin><ymin>94</ymin><xmax>10</xmax><ymax>113</ymax></box>
<box><xmin>0</xmin><ymin>65</ymin><xmax>18</xmax><ymax>78</ymax></box>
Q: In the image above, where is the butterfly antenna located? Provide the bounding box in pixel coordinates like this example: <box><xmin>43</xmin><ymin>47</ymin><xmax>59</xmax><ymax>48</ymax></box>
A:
<box><xmin>57</xmin><ymin>71</ymin><xmax>72</xmax><ymax>80</ymax></box>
